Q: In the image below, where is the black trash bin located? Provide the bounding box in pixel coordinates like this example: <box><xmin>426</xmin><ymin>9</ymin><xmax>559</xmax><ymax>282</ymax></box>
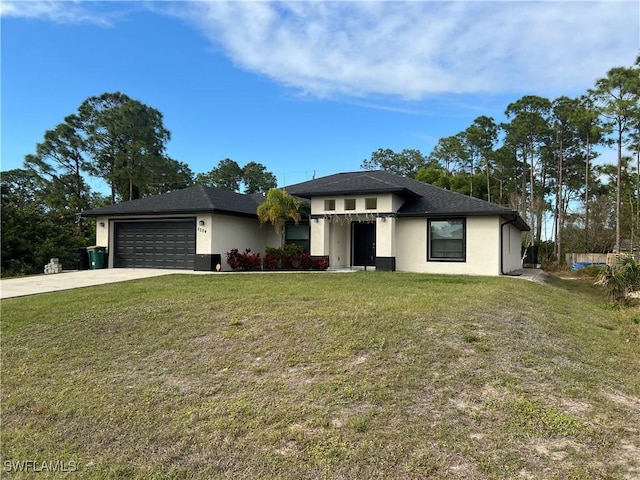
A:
<box><xmin>76</xmin><ymin>248</ymin><xmax>90</xmax><ymax>270</ymax></box>
<box><xmin>522</xmin><ymin>246</ymin><xmax>539</xmax><ymax>265</ymax></box>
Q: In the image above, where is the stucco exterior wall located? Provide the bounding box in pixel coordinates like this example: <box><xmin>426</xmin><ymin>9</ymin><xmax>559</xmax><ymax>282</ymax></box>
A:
<box><xmin>264</xmin><ymin>225</ymin><xmax>280</xmax><ymax>249</ymax></box>
<box><xmin>310</xmin><ymin>219</ymin><xmax>330</xmax><ymax>256</ymax></box>
<box><xmin>376</xmin><ymin>216</ymin><xmax>395</xmax><ymax>257</ymax></box>
<box><xmin>196</xmin><ymin>214</ymin><xmax>214</xmax><ymax>255</ymax></box>
<box><xmin>330</xmin><ymin>222</ymin><xmax>350</xmax><ymax>268</ymax></box>
<box><xmin>310</xmin><ymin>194</ymin><xmax>397</xmax><ymax>215</ymax></box>
<box><xmin>391</xmin><ymin>194</ymin><xmax>405</xmax><ymax>213</ymax></box>
<box><xmin>95</xmin><ymin>216</ymin><xmax>109</xmax><ymax>248</ymax></box>
<box><xmin>501</xmin><ymin>222</ymin><xmax>524</xmax><ymax>273</ymax></box>
<box><xmin>211</xmin><ymin>214</ymin><xmax>266</xmax><ymax>270</ymax></box>
<box><xmin>395</xmin><ymin>216</ymin><xmax>503</xmax><ymax>276</ymax></box>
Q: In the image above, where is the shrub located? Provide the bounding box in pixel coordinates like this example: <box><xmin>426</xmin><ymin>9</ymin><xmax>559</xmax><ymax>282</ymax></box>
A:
<box><xmin>313</xmin><ymin>255</ymin><xmax>330</xmax><ymax>271</ymax></box>
<box><xmin>298</xmin><ymin>252</ymin><xmax>314</xmax><ymax>270</ymax></box>
<box><xmin>575</xmin><ymin>265</ymin><xmax>607</xmax><ymax>278</ymax></box>
<box><xmin>263</xmin><ymin>251</ymin><xmax>279</xmax><ymax>271</ymax></box>
<box><xmin>227</xmin><ymin>247</ymin><xmax>329</xmax><ymax>272</ymax></box>
<box><xmin>596</xmin><ymin>257</ymin><xmax>640</xmax><ymax>302</ymax></box>
<box><xmin>226</xmin><ymin>248</ymin><xmax>262</xmax><ymax>271</ymax></box>
<box><xmin>281</xmin><ymin>252</ymin><xmax>296</xmax><ymax>270</ymax></box>
<box><xmin>260</xmin><ymin>245</ymin><xmax>328</xmax><ymax>271</ymax></box>
<box><xmin>281</xmin><ymin>243</ymin><xmax>302</xmax><ymax>269</ymax></box>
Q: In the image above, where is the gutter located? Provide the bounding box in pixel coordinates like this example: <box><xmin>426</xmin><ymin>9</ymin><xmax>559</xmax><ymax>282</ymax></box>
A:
<box><xmin>500</xmin><ymin>216</ymin><xmax>521</xmax><ymax>276</ymax></box>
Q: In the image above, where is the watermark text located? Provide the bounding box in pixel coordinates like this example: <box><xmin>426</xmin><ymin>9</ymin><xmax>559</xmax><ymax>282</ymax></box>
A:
<box><xmin>3</xmin><ymin>460</ymin><xmax>77</xmax><ymax>473</ymax></box>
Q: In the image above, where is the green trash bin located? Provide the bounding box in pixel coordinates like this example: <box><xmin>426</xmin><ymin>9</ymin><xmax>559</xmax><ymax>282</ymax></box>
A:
<box><xmin>87</xmin><ymin>246</ymin><xmax>106</xmax><ymax>269</ymax></box>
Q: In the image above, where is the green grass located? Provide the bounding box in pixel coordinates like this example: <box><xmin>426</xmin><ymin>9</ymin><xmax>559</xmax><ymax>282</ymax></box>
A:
<box><xmin>1</xmin><ymin>272</ymin><xmax>639</xmax><ymax>479</ymax></box>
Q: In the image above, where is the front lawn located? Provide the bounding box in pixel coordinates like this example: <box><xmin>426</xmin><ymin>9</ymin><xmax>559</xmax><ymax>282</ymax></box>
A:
<box><xmin>1</xmin><ymin>272</ymin><xmax>639</xmax><ymax>479</ymax></box>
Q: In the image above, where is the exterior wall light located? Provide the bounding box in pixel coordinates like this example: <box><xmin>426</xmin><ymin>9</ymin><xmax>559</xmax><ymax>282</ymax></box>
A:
<box><xmin>198</xmin><ymin>220</ymin><xmax>205</xmax><ymax>226</ymax></box>
<box><xmin>99</xmin><ymin>221</ymin><xmax>105</xmax><ymax>227</ymax></box>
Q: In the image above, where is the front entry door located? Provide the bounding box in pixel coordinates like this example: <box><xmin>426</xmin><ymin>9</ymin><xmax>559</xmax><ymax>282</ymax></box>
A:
<box><xmin>352</xmin><ymin>222</ymin><xmax>376</xmax><ymax>267</ymax></box>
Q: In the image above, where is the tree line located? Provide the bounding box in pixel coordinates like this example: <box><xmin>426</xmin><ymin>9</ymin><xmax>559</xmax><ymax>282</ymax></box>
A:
<box><xmin>362</xmin><ymin>58</ymin><xmax>640</xmax><ymax>262</ymax></box>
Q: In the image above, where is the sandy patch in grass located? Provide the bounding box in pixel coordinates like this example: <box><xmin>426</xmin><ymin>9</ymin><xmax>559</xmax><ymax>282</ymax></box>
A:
<box><xmin>603</xmin><ymin>390</ymin><xmax>640</xmax><ymax>413</ymax></box>
<box><xmin>617</xmin><ymin>440</ymin><xmax>640</xmax><ymax>479</ymax></box>
<box><xmin>561</xmin><ymin>398</ymin><xmax>593</xmax><ymax>415</ymax></box>
<box><xmin>161</xmin><ymin>374</ymin><xmax>193</xmax><ymax>394</ymax></box>
<box><xmin>531</xmin><ymin>438</ymin><xmax>582</xmax><ymax>460</ymax></box>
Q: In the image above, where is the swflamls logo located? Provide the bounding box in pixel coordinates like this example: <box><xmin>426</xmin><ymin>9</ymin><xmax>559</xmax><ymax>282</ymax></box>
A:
<box><xmin>3</xmin><ymin>460</ymin><xmax>78</xmax><ymax>472</ymax></box>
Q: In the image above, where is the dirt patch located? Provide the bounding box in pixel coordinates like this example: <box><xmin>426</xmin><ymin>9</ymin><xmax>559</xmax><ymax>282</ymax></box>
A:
<box><xmin>161</xmin><ymin>374</ymin><xmax>193</xmax><ymax>394</ymax></box>
<box><xmin>617</xmin><ymin>440</ymin><xmax>640</xmax><ymax>480</ymax></box>
<box><xmin>603</xmin><ymin>390</ymin><xmax>640</xmax><ymax>413</ymax></box>
<box><xmin>561</xmin><ymin>398</ymin><xmax>593</xmax><ymax>416</ymax></box>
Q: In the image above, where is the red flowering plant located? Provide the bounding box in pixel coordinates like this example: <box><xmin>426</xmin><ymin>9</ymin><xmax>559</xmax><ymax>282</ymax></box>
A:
<box><xmin>226</xmin><ymin>248</ymin><xmax>262</xmax><ymax>271</ymax></box>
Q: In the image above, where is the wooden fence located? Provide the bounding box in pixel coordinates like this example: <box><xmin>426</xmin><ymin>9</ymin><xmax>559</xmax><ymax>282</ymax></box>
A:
<box><xmin>565</xmin><ymin>253</ymin><xmax>637</xmax><ymax>266</ymax></box>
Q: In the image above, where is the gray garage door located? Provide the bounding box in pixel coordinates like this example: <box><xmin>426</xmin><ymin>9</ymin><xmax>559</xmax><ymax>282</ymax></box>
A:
<box><xmin>114</xmin><ymin>219</ymin><xmax>196</xmax><ymax>269</ymax></box>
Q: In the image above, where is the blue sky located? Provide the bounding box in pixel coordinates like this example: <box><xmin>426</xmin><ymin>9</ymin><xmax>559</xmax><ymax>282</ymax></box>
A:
<box><xmin>2</xmin><ymin>1</ymin><xmax>638</xmax><ymax>191</ymax></box>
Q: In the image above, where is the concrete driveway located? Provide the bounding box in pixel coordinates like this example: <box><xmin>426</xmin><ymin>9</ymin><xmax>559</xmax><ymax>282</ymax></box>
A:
<box><xmin>0</xmin><ymin>269</ymin><xmax>212</xmax><ymax>299</ymax></box>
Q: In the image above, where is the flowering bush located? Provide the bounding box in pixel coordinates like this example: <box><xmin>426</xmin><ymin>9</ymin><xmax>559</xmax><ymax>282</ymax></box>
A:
<box><xmin>226</xmin><ymin>247</ymin><xmax>329</xmax><ymax>271</ymax></box>
<box><xmin>263</xmin><ymin>251</ymin><xmax>279</xmax><ymax>271</ymax></box>
<box><xmin>298</xmin><ymin>252</ymin><xmax>314</xmax><ymax>270</ymax></box>
<box><xmin>262</xmin><ymin>245</ymin><xmax>329</xmax><ymax>271</ymax></box>
<box><xmin>226</xmin><ymin>248</ymin><xmax>262</xmax><ymax>271</ymax></box>
<box><xmin>312</xmin><ymin>255</ymin><xmax>330</xmax><ymax>271</ymax></box>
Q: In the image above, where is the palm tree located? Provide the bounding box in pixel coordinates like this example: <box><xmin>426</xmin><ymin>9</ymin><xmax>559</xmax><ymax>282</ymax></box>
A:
<box><xmin>257</xmin><ymin>188</ymin><xmax>303</xmax><ymax>246</ymax></box>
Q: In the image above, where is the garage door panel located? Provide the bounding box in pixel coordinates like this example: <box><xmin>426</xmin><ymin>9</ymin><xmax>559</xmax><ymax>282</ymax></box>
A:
<box><xmin>114</xmin><ymin>220</ymin><xmax>196</xmax><ymax>269</ymax></box>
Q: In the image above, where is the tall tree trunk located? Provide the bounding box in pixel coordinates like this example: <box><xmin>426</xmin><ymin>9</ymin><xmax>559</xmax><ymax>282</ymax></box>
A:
<box><xmin>530</xmin><ymin>150</ymin><xmax>535</xmax><ymax>243</ymax></box>
<box><xmin>616</xmin><ymin>129</ymin><xmax>622</xmax><ymax>253</ymax></box>
<box><xmin>585</xmin><ymin>136</ymin><xmax>590</xmax><ymax>251</ymax></box>
<box><xmin>554</xmin><ymin>123</ymin><xmax>565</xmax><ymax>262</ymax></box>
<box><xmin>537</xmin><ymin>156</ymin><xmax>549</xmax><ymax>244</ymax></box>
<box><xmin>555</xmin><ymin>149</ymin><xmax>563</xmax><ymax>261</ymax></box>
<box><xmin>636</xmin><ymin>140</ymin><xmax>639</xmax><ymax>253</ymax></box>
<box><xmin>486</xmin><ymin>162</ymin><xmax>491</xmax><ymax>203</ymax></box>
<box><xmin>521</xmin><ymin>155</ymin><xmax>526</xmax><ymax>217</ymax></box>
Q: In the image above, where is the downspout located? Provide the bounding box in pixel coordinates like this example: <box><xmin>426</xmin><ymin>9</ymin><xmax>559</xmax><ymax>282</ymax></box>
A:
<box><xmin>500</xmin><ymin>216</ymin><xmax>520</xmax><ymax>276</ymax></box>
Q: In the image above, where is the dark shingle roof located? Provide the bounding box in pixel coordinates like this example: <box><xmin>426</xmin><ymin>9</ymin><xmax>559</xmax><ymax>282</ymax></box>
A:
<box><xmin>82</xmin><ymin>171</ymin><xmax>529</xmax><ymax>231</ymax></box>
<box><xmin>286</xmin><ymin>171</ymin><xmax>529</xmax><ymax>230</ymax></box>
<box><xmin>82</xmin><ymin>185</ymin><xmax>262</xmax><ymax>217</ymax></box>
<box><xmin>285</xmin><ymin>171</ymin><xmax>422</xmax><ymax>199</ymax></box>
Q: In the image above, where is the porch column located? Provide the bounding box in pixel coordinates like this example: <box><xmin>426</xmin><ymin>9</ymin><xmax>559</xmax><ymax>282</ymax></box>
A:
<box><xmin>310</xmin><ymin>218</ymin><xmax>330</xmax><ymax>256</ymax></box>
<box><xmin>375</xmin><ymin>216</ymin><xmax>396</xmax><ymax>271</ymax></box>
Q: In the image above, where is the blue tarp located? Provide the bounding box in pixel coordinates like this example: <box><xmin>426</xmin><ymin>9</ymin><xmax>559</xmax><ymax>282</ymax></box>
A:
<box><xmin>571</xmin><ymin>261</ymin><xmax>607</xmax><ymax>271</ymax></box>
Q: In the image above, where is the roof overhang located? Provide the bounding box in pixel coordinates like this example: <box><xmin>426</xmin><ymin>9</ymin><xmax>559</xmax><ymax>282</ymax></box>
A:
<box><xmin>396</xmin><ymin>210</ymin><xmax>530</xmax><ymax>231</ymax></box>
<box><xmin>500</xmin><ymin>212</ymin><xmax>530</xmax><ymax>231</ymax></box>
<box><xmin>287</xmin><ymin>187</ymin><xmax>421</xmax><ymax>200</ymax></box>
<box><xmin>81</xmin><ymin>208</ymin><xmax>259</xmax><ymax>219</ymax></box>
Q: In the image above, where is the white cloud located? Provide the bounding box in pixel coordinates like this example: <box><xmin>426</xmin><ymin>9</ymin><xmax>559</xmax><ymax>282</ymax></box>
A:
<box><xmin>4</xmin><ymin>1</ymin><xmax>638</xmax><ymax>99</ymax></box>
<box><xmin>170</xmin><ymin>0</ymin><xmax>638</xmax><ymax>99</ymax></box>
<box><xmin>0</xmin><ymin>0</ymin><xmax>124</xmax><ymax>26</ymax></box>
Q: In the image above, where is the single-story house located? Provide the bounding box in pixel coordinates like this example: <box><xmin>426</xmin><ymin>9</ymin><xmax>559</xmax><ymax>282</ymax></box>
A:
<box><xmin>82</xmin><ymin>170</ymin><xmax>529</xmax><ymax>275</ymax></box>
